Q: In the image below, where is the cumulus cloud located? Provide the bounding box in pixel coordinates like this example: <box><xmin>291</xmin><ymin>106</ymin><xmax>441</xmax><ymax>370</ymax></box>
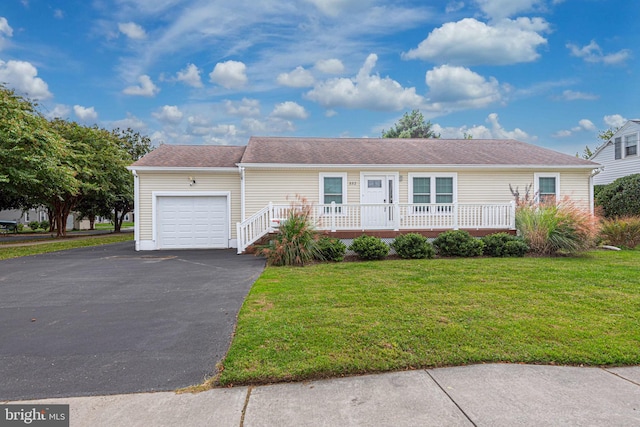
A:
<box><xmin>0</xmin><ymin>17</ymin><xmax>13</xmax><ymax>49</ymax></box>
<box><xmin>118</xmin><ymin>22</ymin><xmax>147</xmax><ymax>40</ymax></box>
<box><xmin>567</xmin><ymin>40</ymin><xmax>630</xmax><ymax>65</ymax></box>
<box><xmin>111</xmin><ymin>113</ymin><xmax>147</xmax><ymax>131</ymax></box>
<box><xmin>225</xmin><ymin>98</ymin><xmax>261</xmax><ymax>117</ymax></box>
<box><xmin>45</xmin><ymin>104</ymin><xmax>71</xmax><ymax>120</ymax></box>
<box><xmin>556</xmin><ymin>90</ymin><xmax>598</xmax><ymax>101</ymax></box>
<box><xmin>604</xmin><ymin>114</ymin><xmax>627</xmax><ymax>128</ymax></box>
<box><xmin>73</xmin><ymin>105</ymin><xmax>98</xmax><ymax>122</ymax></box>
<box><xmin>0</xmin><ymin>60</ymin><xmax>52</xmax><ymax>99</ymax></box>
<box><xmin>175</xmin><ymin>63</ymin><xmax>203</xmax><ymax>87</ymax></box>
<box><xmin>445</xmin><ymin>1</ymin><xmax>465</xmax><ymax>13</ymax></box>
<box><xmin>123</xmin><ymin>75</ymin><xmax>159</xmax><ymax>96</ymax></box>
<box><xmin>403</xmin><ymin>18</ymin><xmax>549</xmax><ymax>66</ymax></box>
<box><xmin>242</xmin><ymin>117</ymin><xmax>295</xmax><ymax>134</ymax></box>
<box><xmin>434</xmin><ymin>113</ymin><xmax>534</xmax><ymax>141</ymax></box>
<box><xmin>306</xmin><ymin>53</ymin><xmax>423</xmax><ymax>111</ymax></box>
<box><xmin>277</xmin><ymin>66</ymin><xmax>315</xmax><ymax>88</ymax></box>
<box><xmin>152</xmin><ymin>105</ymin><xmax>183</xmax><ymax>124</ymax></box>
<box><xmin>271</xmin><ymin>101</ymin><xmax>309</xmax><ymax>120</ymax></box>
<box><xmin>474</xmin><ymin>0</ymin><xmax>543</xmax><ymax>20</ymax></box>
<box><xmin>315</xmin><ymin>59</ymin><xmax>345</xmax><ymax>74</ymax></box>
<box><xmin>424</xmin><ymin>65</ymin><xmax>503</xmax><ymax>112</ymax></box>
<box><xmin>552</xmin><ymin>118</ymin><xmax>597</xmax><ymax>137</ymax></box>
<box><xmin>209</xmin><ymin>60</ymin><xmax>247</xmax><ymax>89</ymax></box>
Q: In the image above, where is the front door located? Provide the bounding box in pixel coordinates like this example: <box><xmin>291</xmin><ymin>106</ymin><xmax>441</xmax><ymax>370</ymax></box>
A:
<box><xmin>362</xmin><ymin>175</ymin><xmax>394</xmax><ymax>228</ymax></box>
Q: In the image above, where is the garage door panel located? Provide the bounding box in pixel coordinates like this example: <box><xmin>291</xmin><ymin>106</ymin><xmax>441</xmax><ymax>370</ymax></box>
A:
<box><xmin>157</xmin><ymin>196</ymin><xmax>228</xmax><ymax>249</ymax></box>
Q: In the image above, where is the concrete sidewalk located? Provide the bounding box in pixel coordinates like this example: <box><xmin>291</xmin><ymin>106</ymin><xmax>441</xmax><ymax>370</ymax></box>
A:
<box><xmin>5</xmin><ymin>364</ymin><xmax>640</xmax><ymax>426</ymax></box>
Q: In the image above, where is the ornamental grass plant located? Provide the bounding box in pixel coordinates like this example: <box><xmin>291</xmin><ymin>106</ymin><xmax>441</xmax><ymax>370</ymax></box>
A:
<box><xmin>599</xmin><ymin>216</ymin><xmax>640</xmax><ymax>249</ymax></box>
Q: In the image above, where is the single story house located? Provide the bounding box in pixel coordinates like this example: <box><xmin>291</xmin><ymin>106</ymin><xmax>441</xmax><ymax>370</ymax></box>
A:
<box><xmin>590</xmin><ymin>120</ymin><xmax>640</xmax><ymax>185</ymax></box>
<box><xmin>128</xmin><ymin>137</ymin><xmax>600</xmax><ymax>253</ymax></box>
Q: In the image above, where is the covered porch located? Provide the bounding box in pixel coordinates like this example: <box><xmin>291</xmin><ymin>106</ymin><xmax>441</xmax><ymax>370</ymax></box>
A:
<box><xmin>237</xmin><ymin>202</ymin><xmax>516</xmax><ymax>254</ymax></box>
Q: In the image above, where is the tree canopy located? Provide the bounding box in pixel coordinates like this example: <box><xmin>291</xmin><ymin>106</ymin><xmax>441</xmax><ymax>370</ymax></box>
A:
<box><xmin>382</xmin><ymin>110</ymin><xmax>440</xmax><ymax>139</ymax></box>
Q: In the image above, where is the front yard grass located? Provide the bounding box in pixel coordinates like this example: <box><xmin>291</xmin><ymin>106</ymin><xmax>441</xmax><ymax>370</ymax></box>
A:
<box><xmin>218</xmin><ymin>250</ymin><xmax>640</xmax><ymax>386</ymax></box>
<box><xmin>0</xmin><ymin>233</ymin><xmax>133</xmax><ymax>260</ymax></box>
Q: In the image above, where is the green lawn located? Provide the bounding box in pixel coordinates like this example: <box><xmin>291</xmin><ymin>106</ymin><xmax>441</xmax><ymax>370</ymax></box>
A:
<box><xmin>0</xmin><ymin>233</ymin><xmax>133</xmax><ymax>260</ymax></box>
<box><xmin>94</xmin><ymin>221</ymin><xmax>134</xmax><ymax>230</ymax></box>
<box><xmin>218</xmin><ymin>251</ymin><xmax>640</xmax><ymax>386</ymax></box>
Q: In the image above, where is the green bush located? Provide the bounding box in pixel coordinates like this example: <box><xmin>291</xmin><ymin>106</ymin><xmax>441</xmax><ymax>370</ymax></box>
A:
<box><xmin>316</xmin><ymin>236</ymin><xmax>347</xmax><ymax>262</ymax></box>
<box><xmin>40</xmin><ymin>220</ymin><xmax>50</xmax><ymax>231</ymax></box>
<box><xmin>433</xmin><ymin>230</ymin><xmax>484</xmax><ymax>257</ymax></box>
<box><xmin>349</xmin><ymin>235</ymin><xmax>389</xmax><ymax>260</ymax></box>
<box><xmin>515</xmin><ymin>200</ymin><xmax>598</xmax><ymax>255</ymax></box>
<box><xmin>599</xmin><ymin>216</ymin><xmax>640</xmax><ymax>249</ymax></box>
<box><xmin>28</xmin><ymin>221</ymin><xmax>40</xmax><ymax>231</ymax></box>
<box><xmin>256</xmin><ymin>204</ymin><xmax>321</xmax><ymax>266</ymax></box>
<box><xmin>596</xmin><ymin>174</ymin><xmax>640</xmax><ymax>218</ymax></box>
<box><xmin>391</xmin><ymin>233</ymin><xmax>435</xmax><ymax>259</ymax></box>
<box><xmin>17</xmin><ymin>223</ymin><xmax>24</xmax><ymax>232</ymax></box>
<box><xmin>482</xmin><ymin>232</ymin><xmax>529</xmax><ymax>257</ymax></box>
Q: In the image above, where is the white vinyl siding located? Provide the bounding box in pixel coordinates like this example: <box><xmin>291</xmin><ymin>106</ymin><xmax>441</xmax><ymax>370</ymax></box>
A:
<box><xmin>591</xmin><ymin>121</ymin><xmax>640</xmax><ymax>185</ymax></box>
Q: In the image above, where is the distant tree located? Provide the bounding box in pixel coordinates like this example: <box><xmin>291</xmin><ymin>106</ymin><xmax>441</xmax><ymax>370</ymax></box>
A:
<box><xmin>382</xmin><ymin>110</ymin><xmax>440</xmax><ymax>139</ymax></box>
<box><xmin>579</xmin><ymin>127</ymin><xmax>620</xmax><ymax>159</ymax></box>
<box><xmin>463</xmin><ymin>132</ymin><xmax>473</xmax><ymax>139</ymax></box>
<box><xmin>112</xmin><ymin>127</ymin><xmax>152</xmax><ymax>161</ymax></box>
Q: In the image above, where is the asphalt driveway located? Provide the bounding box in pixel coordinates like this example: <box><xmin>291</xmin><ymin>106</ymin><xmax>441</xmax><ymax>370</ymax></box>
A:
<box><xmin>0</xmin><ymin>242</ymin><xmax>265</xmax><ymax>400</ymax></box>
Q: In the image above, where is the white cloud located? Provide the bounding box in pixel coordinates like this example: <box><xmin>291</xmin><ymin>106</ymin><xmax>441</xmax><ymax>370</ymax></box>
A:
<box><xmin>557</xmin><ymin>90</ymin><xmax>598</xmax><ymax>101</ymax></box>
<box><xmin>474</xmin><ymin>0</ymin><xmax>543</xmax><ymax>20</ymax></box>
<box><xmin>0</xmin><ymin>60</ymin><xmax>52</xmax><ymax>99</ymax></box>
<box><xmin>552</xmin><ymin>118</ymin><xmax>597</xmax><ymax>137</ymax></box>
<box><xmin>123</xmin><ymin>75</ymin><xmax>159</xmax><ymax>96</ymax></box>
<box><xmin>176</xmin><ymin>63</ymin><xmax>203</xmax><ymax>87</ymax></box>
<box><xmin>45</xmin><ymin>104</ymin><xmax>71</xmax><ymax>120</ymax></box>
<box><xmin>445</xmin><ymin>1</ymin><xmax>465</xmax><ymax>13</ymax></box>
<box><xmin>111</xmin><ymin>113</ymin><xmax>147</xmax><ymax>131</ymax></box>
<box><xmin>271</xmin><ymin>101</ymin><xmax>309</xmax><ymax>120</ymax></box>
<box><xmin>0</xmin><ymin>17</ymin><xmax>13</xmax><ymax>49</ymax></box>
<box><xmin>118</xmin><ymin>22</ymin><xmax>147</xmax><ymax>40</ymax></box>
<box><xmin>433</xmin><ymin>113</ymin><xmax>534</xmax><ymax>141</ymax></box>
<box><xmin>225</xmin><ymin>98</ymin><xmax>261</xmax><ymax>117</ymax></box>
<box><xmin>152</xmin><ymin>105</ymin><xmax>183</xmax><ymax>124</ymax></box>
<box><xmin>306</xmin><ymin>53</ymin><xmax>423</xmax><ymax>111</ymax></box>
<box><xmin>604</xmin><ymin>114</ymin><xmax>627</xmax><ymax>128</ymax></box>
<box><xmin>277</xmin><ymin>66</ymin><xmax>315</xmax><ymax>88</ymax></box>
<box><xmin>325</xmin><ymin>109</ymin><xmax>338</xmax><ymax>117</ymax></box>
<box><xmin>403</xmin><ymin>18</ymin><xmax>549</xmax><ymax>66</ymax></box>
<box><xmin>424</xmin><ymin>65</ymin><xmax>503</xmax><ymax>112</ymax></box>
<box><xmin>53</xmin><ymin>9</ymin><xmax>64</xmax><ymax>19</ymax></box>
<box><xmin>209</xmin><ymin>60</ymin><xmax>248</xmax><ymax>89</ymax></box>
<box><xmin>73</xmin><ymin>105</ymin><xmax>98</xmax><ymax>122</ymax></box>
<box><xmin>242</xmin><ymin>117</ymin><xmax>295</xmax><ymax>134</ymax></box>
<box><xmin>305</xmin><ymin>0</ymin><xmax>374</xmax><ymax>17</ymax></box>
<box><xmin>577</xmin><ymin>119</ymin><xmax>596</xmax><ymax>132</ymax></box>
<box><xmin>567</xmin><ymin>40</ymin><xmax>630</xmax><ymax>65</ymax></box>
<box><xmin>315</xmin><ymin>59</ymin><xmax>345</xmax><ymax>74</ymax></box>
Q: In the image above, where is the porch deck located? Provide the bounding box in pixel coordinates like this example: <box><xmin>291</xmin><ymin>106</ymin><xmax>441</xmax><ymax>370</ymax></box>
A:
<box><xmin>237</xmin><ymin>202</ymin><xmax>516</xmax><ymax>254</ymax></box>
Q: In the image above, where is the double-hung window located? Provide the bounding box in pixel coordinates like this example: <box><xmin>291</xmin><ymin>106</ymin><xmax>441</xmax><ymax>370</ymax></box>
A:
<box><xmin>614</xmin><ymin>137</ymin><xmax>622</xmax><ymax>160</ymax></box>
<box><xmin>534</xmin><ymin>173</ymin><xmax>559</xmax><ymax>204</ymax></box>
<box><xmin>625</xmin><ymin>133</ymin><xmax>638</xmax><ymax>157</ymax></box>
<box><xmin>409</xmin><ymin>174</ymin><xmax>456</xmax><ymax>213</ymax></box>
<box><xmin>320</xmin><ymin>173</ymin><xmax>346</xmax><ymax>214</ymax></box>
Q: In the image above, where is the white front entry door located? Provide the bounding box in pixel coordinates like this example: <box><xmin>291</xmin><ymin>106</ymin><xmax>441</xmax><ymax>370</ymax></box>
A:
<box><xmin>362</xmin><ymin>175</ymin><xmax>394</xmax><ymax>228</ymax></box>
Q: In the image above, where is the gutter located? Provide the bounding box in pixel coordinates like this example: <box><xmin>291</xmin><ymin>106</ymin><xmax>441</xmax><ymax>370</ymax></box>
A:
<box><xmin>589</xmin><ymin>167</ymin><xmax>603</xmax><ymax>215</ymax></box>
<box><xmin>131</xmin><ymin>169</ymin><xmax>140</xmax><ymax>251</ymax></box>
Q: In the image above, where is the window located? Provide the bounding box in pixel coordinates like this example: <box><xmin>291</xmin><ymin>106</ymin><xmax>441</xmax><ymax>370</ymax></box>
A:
<box><xmin>614</xmin><ymin>137</ymin><xmax>622</xmax><ymax>160</ymax></box>
<box><xmin>535</xmin><ymin>173</ymin><xmax>559</xmax><ymax>204</ymax></box>
<box><xmin>625</xmin><ymin>134</ymin><xmax>638</xmax><ymax>157</ymax></box>
<box><xmin>319</xmin><ymin>173</ymin><xmax>347</xmax><ymax>214</ymax></box>
<box><xmin>409</xmin><ymin>174</ymin><xmax>456</xmax><ymax>213</ymax></box>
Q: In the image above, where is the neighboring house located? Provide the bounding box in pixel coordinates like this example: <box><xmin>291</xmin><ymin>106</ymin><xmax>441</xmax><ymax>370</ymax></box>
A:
<box><xmin>128</xmin><ymin>137</ymin><xmax>600</xmax><ymax>253</ymax></box>
<box><xmin>0</xmin><ymin>207</ymin><xmax>48</xmax><ymax>225</ymax></box>
<box><xmin>590</xmin><ymin>120</ymin><xmax>640</xmax><ymax>185</ymax></box>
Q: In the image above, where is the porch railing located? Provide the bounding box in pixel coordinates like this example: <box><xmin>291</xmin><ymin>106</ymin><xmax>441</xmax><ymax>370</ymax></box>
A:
<box><xmin>237</xmin><ymin>201</ymin><xmax>516</xmax><ymax>253</ymax></box>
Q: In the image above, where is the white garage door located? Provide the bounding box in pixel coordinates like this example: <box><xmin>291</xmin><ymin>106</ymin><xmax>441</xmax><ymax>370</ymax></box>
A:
<box><xmin>157</xmin><ymin>196</ymin><xmax>228</xmax><ymax>249</ymax></box>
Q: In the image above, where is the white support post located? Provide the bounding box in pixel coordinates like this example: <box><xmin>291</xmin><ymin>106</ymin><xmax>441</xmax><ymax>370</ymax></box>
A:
<box><xmin>330</xmin><ymin>202</ymin><xmax>336</xmax><ymax>232</ymax></box>
<box><xmin>393</xmin><ymin>203</ymin><xmax>400</xmax><ymax>231</ymax></box>
<box><xmin>453</xmin><ymin>203</ymin><xmax>459</xmax><ymax>230</ymax></box>
<box><xmin>510</xmin><ymin>200</ymin><xmax>517</xmax><ymax>230</ymax></box>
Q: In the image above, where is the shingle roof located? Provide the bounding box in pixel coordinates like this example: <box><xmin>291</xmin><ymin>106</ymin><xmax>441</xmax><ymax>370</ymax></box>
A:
<box><xmin>131</xmin><ymin>144</ymin><xmax>246</xmax><ymax>168</ymax></box>
<box><xmin>241</xmin><ymin>137</ymin><xmax>598</xmax><ymax>167</ymax></box>
<box><xmin>130</xmin><ymin>138</ymin><xmax>599</xmax><ymax>168</ymax></box>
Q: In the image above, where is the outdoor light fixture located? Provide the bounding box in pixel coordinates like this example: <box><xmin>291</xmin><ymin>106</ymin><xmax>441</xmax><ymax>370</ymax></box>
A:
<box><xmin>188</xmin><ymin>176</ymin><xmax>196</xmax><ymax>186</ymax></box>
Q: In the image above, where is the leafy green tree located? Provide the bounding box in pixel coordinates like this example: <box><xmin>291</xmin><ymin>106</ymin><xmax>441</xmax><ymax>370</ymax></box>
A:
<box><xmin>596</xmin><ymin>174</ymin><xmax>640</xmax><ymax>218</ymax></box>
<box><xmin>382</xmin><ymin>110</ymin><xmax>440</xmax><ymax>139</ymax></box>
<box><xmin>580</xmin><ymin>127</ymin><xmax>619</xmax><ymax>159</ymax></box>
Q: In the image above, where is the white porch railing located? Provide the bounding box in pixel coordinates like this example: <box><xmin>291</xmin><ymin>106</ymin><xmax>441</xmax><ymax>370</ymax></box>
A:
<box><xmin>237</xmin><ymin>201</ymin><xmax>516</xmax><ymax>253</ymax></box>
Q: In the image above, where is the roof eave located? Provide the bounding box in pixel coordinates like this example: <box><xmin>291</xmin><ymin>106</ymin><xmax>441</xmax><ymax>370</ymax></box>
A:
<box><xmin>238</xmin><ymin>163</ymin><xmax>599</xmax><ymax>170</ymax></box>
<box><xmin>127</xmin><ymin>166</ymin><xmax>239</xmax><ymax>172</ymax></box>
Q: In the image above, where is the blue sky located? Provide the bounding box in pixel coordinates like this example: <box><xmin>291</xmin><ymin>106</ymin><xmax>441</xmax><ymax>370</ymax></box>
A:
<box><xmin>0</xmin><ymin>0</ymin><xmax>636</xmax><ymax>156</ymax></box>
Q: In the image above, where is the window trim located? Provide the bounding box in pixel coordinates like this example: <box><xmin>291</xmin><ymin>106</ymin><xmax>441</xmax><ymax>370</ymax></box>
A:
<box><xmin>408</xmin><ymin>173</ymin><xmax>457</xmax><ymax>214</ymax></box>
<box><xmin>624</xmin><ymin>133</ymin><xmax>638</xmax><ymax>157</ymax></box>
<box><xmin>534</xmin><ymin>172</ymin><xmax>560</xmax><ymax>204</ymax></box>
<box><xmin>319</xmin><ymin>172</ymin><xmax>347</xmax><ymax>214</ymax></box>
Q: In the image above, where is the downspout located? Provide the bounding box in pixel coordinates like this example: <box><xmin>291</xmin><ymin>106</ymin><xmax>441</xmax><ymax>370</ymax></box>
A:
<box><xmin>239</xmin><ymin>166</ymin><xmax>246</xmax><ymax>221</ymax></box>
<box><xmin>132</xmin><ymin>169</ymin><xmax>140</xmax><ymax>251</ymax></box>
<box><xmin>589</xmin><ymin>167</ymin><xmax>603</xmax><ymax>215</ymax></box>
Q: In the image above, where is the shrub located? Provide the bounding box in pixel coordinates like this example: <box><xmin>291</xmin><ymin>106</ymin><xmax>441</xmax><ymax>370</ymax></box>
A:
<box><xmin>599</xmin><ymin>216</ymin><xmax>640</xmax><ymax>249</ymax></box>
<box><xmin>256</xmin><ymin>199</ymin><xmax>321</xmax><ymax>266</ymax></box>
<box><xmin>28</xmin><ymin>221</ymin><xmax>40</xmax><ymax>231</ymax></box>
<box><xmin>482</xmin><ymin>232</ymin><xmax>529</xmax><ymax>257</ymax></box>
<box><xmin>17</xmin><ymin>223</ymin><xmax>24</xmax><ymax>232</ymax></box>
<box><xmin>391</xmin><ymin>233</ymin><xmax>435</xmax><ymax>259</ymax></box>
<box><xmin>349</xmin><ymin>235</ymin><xmax>389</xmax><ymax>260</ymax></box>
<box><xmin>433</xmin><ymin>230</ymin><xmax>484</xmax><ymax>257</ymax></box>
<box><xmin>515</xmin><ymin>199</ymin><xmax>599</xmax><ymax>255</ymax></box>
<box><xmin>596</xmin><ymin>174</ymin><xmax>640</xmax><ymax>218</ymax></box>
<box><xmin>316</xmin><ymin>236</ymin><xmax>347</xmax><ymax>262</ymax></box>
<box><xmin>40</xmin><ymin>220</ymin><xmax>50</xmax><ymax>231</ymax></box>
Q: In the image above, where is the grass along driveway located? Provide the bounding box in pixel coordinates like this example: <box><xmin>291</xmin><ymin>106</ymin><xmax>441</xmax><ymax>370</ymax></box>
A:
<box><xmin>218</xmin><ymin>250</ymin><xmax>640</xmax><ymax>386</ymax></box>
<box><xmin>0</xmin><ymin>233</ymin><xmax>133</xmax><ymax>260</ymax></box>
